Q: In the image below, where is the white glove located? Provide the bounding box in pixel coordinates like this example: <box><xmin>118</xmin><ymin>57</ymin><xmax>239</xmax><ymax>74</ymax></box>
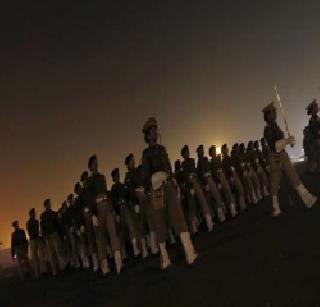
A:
<box><xmin>134</xmin><ymin>204</ymin><xmax>140</xmax><ymax>214</ymax></box>
<box><xmin>205</xmin><ymin>185</ymin><xmax>210</xmax><ymax>191</ymax></box>
<box><xmin>70</xmin><ymin>226</ymin><xmax>74</xmax><ymax>233</ymax></box>
<box><xmin>92</xmin><ymin>215</ymin><xmax>99</xmax><ymax>226</ymax></box>
<box><xmin>116</xmin><ymin>215</ymin><xmax>120</xmax><ymax>223</ymax></box>
<box><xmin>84</xmin><ymin>207</ymin><xmax>89</xmax><ymax>213</ymax></box>
<box><xmin>217</xmin><ymin>184</ymin><xmax>222</xmax><ymax>190</ymax></box>
<box><xmin>80</xmin><ymin>225</ymin><xmax>85</xmax><ymax>233</ymax></box>
<box><xmin>190</xmin><ymin>189</ymin><xmax>195</xmax><ymax>196</ymax></box>
<box><xmin>76</xmin><ymin>230</ymin><xmax>81</xmax><ymax>237</ymax></box>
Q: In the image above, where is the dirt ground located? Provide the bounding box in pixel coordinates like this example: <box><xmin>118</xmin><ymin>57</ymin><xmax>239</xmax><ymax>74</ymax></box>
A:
<box><xmin>1</xmin><ymin>164</ymin><xmax>320</xmax><ymax>307</ymax></box>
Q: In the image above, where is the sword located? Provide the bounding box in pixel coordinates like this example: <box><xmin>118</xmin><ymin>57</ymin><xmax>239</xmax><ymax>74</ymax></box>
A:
<box><xmin>274</xmin><ymin>84</ymin><xmax>293</xmax><ymax>147</ymax></box>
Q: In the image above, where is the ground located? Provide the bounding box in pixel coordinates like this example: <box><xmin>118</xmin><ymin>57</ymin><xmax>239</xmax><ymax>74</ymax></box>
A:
<box><xmin>1</xmin><ymin>164</ymin><xmax>320</xmax><ymax>307</ymax></box>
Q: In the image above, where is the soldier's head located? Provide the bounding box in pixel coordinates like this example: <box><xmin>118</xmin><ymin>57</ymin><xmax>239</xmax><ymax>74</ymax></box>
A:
<box><xmin>12</xmin><ymin>220</ymin><xmax>19</xmax><ymax>230</ymax></box>
<box><xmin>29</xmin><ymin>208</ymin><xmax>36</xmax><ymax>218</ymax></box>
<box><xmin>88</xmin><ymin>155</ymin><xmax>98</xmax><ymax>173</ymax></box>
<box><xmin>196</xmin><ymin>145</ymin><xmax>204</xmax><ymax>158</ymax></box>
<box><xmin>74</xmin><ymin>182</ymin><xmax>82</xmax><ymax>196</ymax></box>
<box><xmin>247</xmin><ymin>141</ymin><xmax>253</xmax><ymax>151</ymax></box>
<box><xmin>239</xmin><ymin>143</ymin><xmax>245</xmax><ymax>153</ymax></box>
<box><xmin>221</xmin><ymin>144</ymin><xmax>228</xmax><ymax>156</ymax></box>
<box><xmin>80</xmin><ymin>171</ymin><xmax>89</xmax><ymax>186</ymax></box>
<box><xmin>143</xmin><ymin>117</ymin><xmax>158</xmax><ymax>144</ymax></box>
<box><xmin>111</xmin><ymin>168</ymin><xmax>120</xmax><ymax>183</ymax></box>
<box><xmin>253</xmin><ymin>140</ymin><xmax>259</xmax><ymax>150</ymax></box>
<box><xmin>61</xmin><ymin>201</ymin><xmax>67</xmax><ymax>213</ymax></box>
<box><xmin>44</xmin><ymin>199</ymin><xmax>51</xmax><ymax>211</ymax></box>
<box><xmin>125</xmin><ymin>153</ymin><xmax>135</xmax><ymax>170</ymax></box>
<box><xmin>180</xmin><ymin>145</ymin><xmax>190</xmax><ymax>159</ymax></box>
<box><xmin>174</xmin><ymin>159</ymin><xmax>181</xmax><ymax>172</ymax></box>
<box><xmin>263</xmin><ymin>102</ymin><xmax>277</xmax><ymax>123</ymax></box>
<box><xmin>306</xmin><ymin>99</ymin><xmax>318</xmax><ymax>116</ymax></box>
<box><xmin>67</xmin><ymin>194</ymin><xmax>74</xmax><ymax>207</ymax></box>
<box><xmin>208</xmin><ymin>145</ymin><xmax>216</xmax><ymax>158</ymax></box>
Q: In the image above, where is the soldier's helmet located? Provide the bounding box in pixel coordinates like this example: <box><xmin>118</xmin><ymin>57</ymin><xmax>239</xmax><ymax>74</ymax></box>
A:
<box><xmin>111</xmin><ymin>167</ymin><xmax>120</xmax><ymax>178</ymax></box>
<box><xmin>29</xmin><ymin>208</ymin><xmax>35</xmax><ymax>215</ymax></box>
<box><xmin>196</xmin><ymin>144</ymin><xmax>204</xmax><ymax>154</ymax></box>
<box><xmin>88</xmin><ymin>155</ymin><xmax>97</xmax><ymax>169</ymax></box>
<box><xmin>208</xmin><ymin>145</ymin><xmax>216</xmax><ymax>156</ymax></box>
<box><xmin>80</xmin><ymin>171</ymin><xmax>89</xmax><ymax>182</ymax></box>
<box><xmin>180</xmin><ymin>145</ymin><xmax>189</xmax><ymax>157</ymax></box>
<box><xmin>142</xmin><ymin>117</ymin><xmax>158</xmax><ymax>134</ymax></box>
<box><xmin>44</xmin><ymin>198</ymin><xmax>51</xmax><ymax>207</ymax></box>
<box><xmin>12</xmin><ymin>220</ymin><xmax>19</xmax><ymax>228</ymax></box>
<box><xmin>306</xmin><ymin>99</ymin><xmax>318</xmax><ymax>115</ymax></box>
<box><xmin>262</xmin><ymin>102</ymin><xmax>276</xmax><ymax>121</ymax></box>
<box><xmin>125</xmin><ymin>153</ymin><xmax>134</xmax><ymax>166</ymax></box>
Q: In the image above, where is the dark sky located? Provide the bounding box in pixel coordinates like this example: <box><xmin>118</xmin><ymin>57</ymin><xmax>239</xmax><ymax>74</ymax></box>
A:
<box><xmin>1</xmin><ymin>0</ymin><xmax>320</xmax><ymax>247</ymax></box>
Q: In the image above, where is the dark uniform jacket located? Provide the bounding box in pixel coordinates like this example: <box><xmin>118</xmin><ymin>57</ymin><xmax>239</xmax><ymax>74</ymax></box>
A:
<box><xmin>40</xmin><ymin>209</ymin><xmax>59</xmax><ymax>236</ymax></box>
<box><xmin>11</xmin><ymin>229</ymin><xmax>28</xmax><ymax>258</ymax></box>
<box><xmin>180</xmin><ymin>158</ymin><xmax>197</xmax><ymax>188</ymax></box>
<box><xmin>87</xmin><ymin>172</ymin><xmax>108</xmax><ymax>213</ymax></box>
<box><xmin>197</xmin><ymin>156</ymin><xmax>212</xmax><ymax>185</ymax></box>
<box><xmin>263</xmin><ymin>122</ymin><xmax>285</xmax><ymax>153</ymax></box>
<box><xmin>125</xmin><ymin>166</ymin><xmax>145</xmax><ymax>203</ymax></box>
<box><xmin>221</xmin><ymin>154</ymin><xmax>234</xmax><ymax>179</ymax></box>
<box><xmin>308</xmin><ymin>115</ymin><xmax>320</xmax><ymax>139</ymax></box>
<box><xmin>142</xmin><ymin>144</ymin><xmax>172</xmax><ymax>192</ymax></box>
<box><xmin>111</xmin><ymin>182</ymin><xmax>128</xmax><ymax>214</ymax></box>
<box><xmin>210</xmin><ymin>155</ymin><xmax>222</xmax><ymax>181</ymax></box>
<box><xmin>26</xmin><ymin>218</ymin><xmax>40</xmax><ymax>240</ymax></box>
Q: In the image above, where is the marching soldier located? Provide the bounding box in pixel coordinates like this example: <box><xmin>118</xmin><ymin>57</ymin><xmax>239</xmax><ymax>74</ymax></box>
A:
<box><xmin>253</xmin><ymin>140</ymin><xmax>269</xmax><ymax>196</ymax></box>
<box><xmin>180</xmin><ymin>144</ymin><xmax>214</xmax><ymax>231</ymax></box>
<box><xmin>221</xmin><ymin>144</ymin><xmax>247</xmax><ymax>212</ymax></box>
<box><xmin>124</xmin><ymin>154</ymin><xmax>154</xmax><ymax>257</ymax></box>
<box><xmin>197</xmin><ymin>144</ymin><xmax>226</xmax><ymax>223</ymax></box>
<box><xmin>262</xmin><ymin>102</ymin><xmax>317</xmax><ymax>216</ymax></box>
<box><xmin>80</xmin><ymin>171</ymin><xmax>99</xmax><ymax>272</ymax></box>
<box><xmin>26</xmin><ymin>208</ymin><xmax>45</xmax><ymax>278</ymax></box>
<box><xmin>11</xmin><ymin>221</ymin><xmax>29</xmax><ymax>281</ymax></box>
<box><xmin>209</xmin><ymin>145</ymin><xmax>237</xmax><ymax>217</ymax></box>
<box><xmin>305</xmin><ymin>99</ymin><xmax>320</xmax><ymax>173</ymax></box>
<box><xmin>87</xmin><ymin>155</ymin><xmax>122</xmax><ymax>274</ymax></box>
<box><xmin>111</xmin><ymin>167</ymin><xmax>140</xmax><ymax>258</ymax></box>
<box><xmin>142</xmin><ymin>117</ymin><xmax>197</xmax><ymax>269</ymax></box>
<box><xmin>40</xmin><ymin>199</ymin><xmax>66</xmax><ymax>276</ymax></box>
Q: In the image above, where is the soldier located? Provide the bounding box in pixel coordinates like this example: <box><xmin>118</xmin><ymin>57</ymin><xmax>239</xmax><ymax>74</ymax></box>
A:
<box><xmin>74</xmin><ymin>182</ymin><xmax>90</xmax><ymax>269</ymax></box>
<box><xmin>180</xmin><ymin>145</ymin><xmax>214</xmax><ymax>231</ymax></box>
<box><xmin>40</xmin><ymin>199</ymin><xmax>65</xmax><ymax>276</ymax></box>
<box><xmin>124</xmin><ymin>154</ymin><xmax>154</xmax><ymax>257</ymax></box>
<box><xmin>65</xmin><ymin>194</ymin><xmax>81</xmax><ymax>269</ymax></box>
<box><xmin>87</xmin><ymin>155</ymin><xmax>122</xmax><ymax>274</ymax></box>
<box><xmin>253</xmin><ymin>140</ymin><xmax>269</xmax><ymax>196</ymax></box>
<box><xmin>11</xmin><ymin>221</ymin><xmax>29</xmax><ymax>281</ymax></box>
<box><xmin>209</xmin><ymin>145</ymin><xmax>237</xmax><ymax>217</ymax></box>
<box><xmin>111</xmin><ymin>167</ymin><xmax>140</xmax><ymax>258</ymax></box>
<box><xmin>26</xmin><ymin>208</ymin><xmax>44</xmax><ymax>278</ymax></box>
<box><xmin>262</xmin><ymin>102</ymin><xmax>317</xmax><ymax>216</ymax></box>
<box><xmin>221</xmin><ymin>144</ymin><xmax>247</xmax><ymax>212</ymax></box>
<box><xmin>197</xmin><ymin>144</ymin><xmax>226</xmax><ymax>223</ymax></box>
<box><xmin>246</xmin><ymin>141</ymin><xmax>263</xmax><ymax>200</ymax></box>
<box><xmin>305</xmin><ymin>99</ymin><xmax>320</xmax><ymax>173</ymax></box>
<box><xmin>260</xmin><ymin>138</ymin><xmax>271</xmax><ymax>173</ymax></box>
<box><xmin>142</xmin><ymin>117</ymin><xmax>197</xmax><ymax>269</ymax></box>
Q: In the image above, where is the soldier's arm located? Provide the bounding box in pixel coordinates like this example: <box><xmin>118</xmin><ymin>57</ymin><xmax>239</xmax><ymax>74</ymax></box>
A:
<box><xmin>11</xmin><ymin>233</ymin><xmax>15</xmax><ymax>259</ymax></box>
<box><xmin>142</xmin><ymin>149</ymin><xmax>152</xmax><ymax>193</ymax></box>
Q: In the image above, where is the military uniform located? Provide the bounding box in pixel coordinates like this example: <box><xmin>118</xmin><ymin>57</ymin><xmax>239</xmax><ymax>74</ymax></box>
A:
<box><xmin>221</xmin><ymin>144</ymin><xmax>247</xmax><ymax>212</ymax></box>
<box><xmin>26</xmin><ymin>210</ymin><xmax>46</xmax><ymax>278</ymax></box>
<box><xmin>87</xmin><ymin>167</ymin><xmax>122</xmax><ymax>274</ymax></box>
<box><xmin>111</xmin><ymin>169</ymin><xmax>140</xmax><ymax>258</ymax></box>
<box><xmin>197</xmin><ymin>145</ymin><xmax>226</xmax><ymax>222</ymax></box>
<box><xmin>142</xmin><ymin>117</ymin><xmax>197</xmax><ymax>269</ymax></box>
<box><xmin>40</xmin><ymin>201</ymin><xmax>66</xmax><ymax>275</ymax></box>
<box><xmin>263</xmin><ymin>102</ymin><xmax>317</xmax><ymax>216</ymax></box>
<box><xmin>11</xmin><ymin>222</ymin><xmax>30</xmax><ymax>281</ymax></box>
<box><xmin>209</xmin><ymin>146</ymin><xmax>237</xmax><ymax>217</ymax></box>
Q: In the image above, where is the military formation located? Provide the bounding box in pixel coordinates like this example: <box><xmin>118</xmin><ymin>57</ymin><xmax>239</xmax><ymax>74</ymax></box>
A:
<box><xmin>11</xmin><ymin>101</ymin><xmax>318</xmax><ymax>281</ymax></box>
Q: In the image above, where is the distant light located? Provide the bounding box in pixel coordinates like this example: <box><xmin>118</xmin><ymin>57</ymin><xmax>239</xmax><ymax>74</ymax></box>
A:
<box><xmin>216</xmin><ymin>146</ymin><xmax>221</xmax><ymax>155</ymax></box>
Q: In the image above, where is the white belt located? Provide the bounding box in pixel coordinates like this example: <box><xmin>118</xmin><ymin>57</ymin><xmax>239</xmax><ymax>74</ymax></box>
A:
<box><xmin>135</xmin><ymin>187</ymin><xmax>144</xmax><ymax>192</ymax></box>
<box><xmin>230</xmin><ymin>166</ymin><xmax>235</xmax><ymax>172</ymax></box>
<box><xmin>151</xmin><ymin>171</ymin><xmax>168</xmax><ymax>190</ymax></box>
<box><xmin>96</xmin><ymin>194</ymin><xmax>108</xmax><ymax>204</ymax></box>
<box><xmin>204</xmin><ymin>171</ymin><xmax>211</xmax><ymax>178</ymax></box>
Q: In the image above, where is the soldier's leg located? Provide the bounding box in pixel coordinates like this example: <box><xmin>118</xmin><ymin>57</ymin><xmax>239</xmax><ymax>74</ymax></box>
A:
<box><xmin>192</xmin><ymin>180</ymin><xmax>214</xmax><ymax>231</ymax></box>
<box><xmin>52</xmin><ymin>232</ymin><xmax>66</xmax><ymax>271</ymax></box>
<box><xmin>257</xmin><ymin>165</ymin><xmax>269</xmax><ymax>196</ymax></box>
<box><xmin>185</xmin><ymin>189</ymin><xmax>198</xmax><ymax>233</ymax></box>
<box><xmin>249</xmin><ymin>167</ymin><xmax>262</xmax><ymax>200</ymax></box>
<box><xmin>207</xmin><ymin>177</ymin><xmax>226</xmax><ymax>222</ymax></box>
<box><xmin>30</xmin><ymin>239</ymin><xmax>40</xmax><ymax>278</ymax></box>
<box><xmin>270</xmin><ymin>154</ymin><xmax>282</xmax><ymax>216</ymax></box>
<box><xmin>219</xmin><ymin>173</ymin><xmax>237</xmax><ymax>217</ymax></box>
<box><xmin>243</xmin><ymin>171</ymin><xmax>258</xmax><ymax>204</ymax></box>
<box><xmin>230</xmin><ymin>175</ymin><xmax>247</xmax><ymax>212</ymax></box>
<box><xmin>123</xmin><ymin>207</ymin><xmax>140</xmax><ymax>257</ymax></box>
<box><xmin>104</xmin><ymin>201</ymin><xmax>122</xmax><ymax>274</ymax></box>
<box><xmin>45</xmin><ymin>235</ymin><xmax>58</xmax><ymax>275</ymax></box>
<box><xmin>16</xmin><ymin>247</ymin><xmax>28</xmax><ymax>281</ymax></box>
<box><xmin>84</xmin><ymin>209</ymin><xmax>99</xmax><ymax>271</ymax></box>
<box><xmin>94</xmin><ymin>203</ymin><xmax>110</xmax><ymax>274</ymax></box>
<box><xmin>165</xmin><ymin>181</ymin><xmax>197</xmax><ymax>265</ymax></box>
<box><xmin>282</xmin><ymin>152</ymin><xmax>317</xmax><ymax>208</ymax></box>
<box><xmin>37</xmin><ymin>239</ymin><xmax>47</xmax><ymax>274</ymax></box>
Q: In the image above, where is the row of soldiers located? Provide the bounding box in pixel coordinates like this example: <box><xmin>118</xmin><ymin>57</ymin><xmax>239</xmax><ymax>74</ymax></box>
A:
<box><xmin>11</xmin><ymin>100</ymin><xmax>318</xmax><ymax>281</ymax></box>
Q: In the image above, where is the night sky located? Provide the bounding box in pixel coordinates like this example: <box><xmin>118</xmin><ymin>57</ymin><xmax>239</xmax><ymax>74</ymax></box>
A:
<box><xmin>1</xmin><ymin>1</ymin><xmax>320</xmax><ymax>248</ymax></box>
